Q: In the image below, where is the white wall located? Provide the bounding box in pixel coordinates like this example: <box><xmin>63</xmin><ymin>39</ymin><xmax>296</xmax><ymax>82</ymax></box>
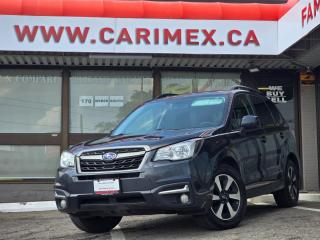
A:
<box><xmin>300</xmin><ymin>84</ymin><xmax>320</xmax><ymax>191</ymax></box>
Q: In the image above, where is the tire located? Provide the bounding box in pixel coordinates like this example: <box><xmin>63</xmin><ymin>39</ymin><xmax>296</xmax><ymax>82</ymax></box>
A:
<box><xmin>195</xmin><ymin>164</ymin><xmax>247</xmax><ymax>230</ymax></box>
<box><xmin>273</xmin><ymin>159</ymin><xmax>299</xmax><ymax>208</ymax></box>
<box><xmin>70</xmin><ymin>215</ymin><xmax>122</xmax><ymax>233</ymax></box>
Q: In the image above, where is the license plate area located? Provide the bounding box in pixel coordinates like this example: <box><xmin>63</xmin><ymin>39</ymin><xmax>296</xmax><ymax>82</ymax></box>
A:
<box><xmin>93</xmin><ymin>179</ymin><xmax>120</xmax><ymax>195</ymax></box>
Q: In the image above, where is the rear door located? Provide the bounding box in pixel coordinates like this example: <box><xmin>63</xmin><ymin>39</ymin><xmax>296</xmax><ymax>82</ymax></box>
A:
<box><xmin>265</xmin><ymin>100</ymin><xmax>288</xmax><ymax>178</ymax></box>
<box><xmin>249</xmin><ymin>95</ymin><xmax>280</xmax><ymax>181</ymax></box>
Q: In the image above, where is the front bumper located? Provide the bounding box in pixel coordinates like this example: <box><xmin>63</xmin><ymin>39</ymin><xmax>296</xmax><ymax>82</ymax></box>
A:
<box><xmin>54</xmin><ymin>153</ymin><xmax>211</xmax><ymax>216</ymax></box>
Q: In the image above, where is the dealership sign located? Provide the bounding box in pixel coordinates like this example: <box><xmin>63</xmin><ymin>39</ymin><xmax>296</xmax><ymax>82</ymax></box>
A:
<box><xmin>0</xmin><ymin>0</ymin><xmax>319</xmax><ymax>55</ymax></box>
<box><xmin>258</xmin><ymin>86</ymin><xmax>287</xmax><ymax>103</ymax></box>
<box><xmin>0</xmin><ymin>16</ymin><xmax>277</xmax><ymax>55</ymax></box>
<box><xmin>278</xmin><ymin>0</ymin><xmax>320</xmax><ymax>53</ymax></box>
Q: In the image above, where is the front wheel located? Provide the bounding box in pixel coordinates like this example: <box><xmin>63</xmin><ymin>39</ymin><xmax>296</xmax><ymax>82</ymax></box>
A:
<box><xmin>273</xmin><ymin>159</ymin><xmax>299</xmax><ymax>207</ymax></box>
<box><xmin>70</xmin><ymin>215</ymin><xmax>122</xmax><ymax>233</ymax></box>
<box><xmin>195</xmin><ymin>164</ymin><xmax>247</xmax><ymax>230</ymax></box>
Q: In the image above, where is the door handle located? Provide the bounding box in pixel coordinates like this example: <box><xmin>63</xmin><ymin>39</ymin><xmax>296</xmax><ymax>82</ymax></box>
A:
<box><xmin>260</xmin><ymin>135</ymin><xmax>267</xmax><ymax>143</ymax></box>
<box><xmin>279</xmin><ymin>132</ymin><xmax>284</xmax><ymax>139</ymax></box>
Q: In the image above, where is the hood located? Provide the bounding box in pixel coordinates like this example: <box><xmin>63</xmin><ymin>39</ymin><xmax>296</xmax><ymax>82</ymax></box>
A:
<box><xmin>70</xmin><ymin>127</ymin><xmax>219</xmax><ymax>155</ymax></box>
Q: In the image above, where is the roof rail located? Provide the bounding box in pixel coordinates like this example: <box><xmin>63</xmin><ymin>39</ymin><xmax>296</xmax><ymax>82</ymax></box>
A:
<box><xmin>156</xmin><ymin>93</ymin><xmax>178</xmax><ymax>99</ymax></box>
<box><xmin>229</xmin><ymin>85</ymin><xmax>264</xmax><ymax>95</ymax></box>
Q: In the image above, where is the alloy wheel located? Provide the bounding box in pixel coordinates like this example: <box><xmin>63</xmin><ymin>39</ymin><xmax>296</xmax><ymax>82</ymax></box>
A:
<box><xmin>288</xmin><ymin>166</ymin><xmax>298</xmax><ymax>200</ymax></box>
<box><xmin>211</xmin><ymin>174</ymin><xmax>241</xmax><ymax>221</ymax></box>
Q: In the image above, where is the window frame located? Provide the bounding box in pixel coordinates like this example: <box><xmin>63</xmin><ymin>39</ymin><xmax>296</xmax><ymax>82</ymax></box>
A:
<box><xmin>227</xmin><ymin>93</ymin><xmax>254</xmax><ymax>131</ymax></box>
<box><xmin>264</xmin><ymin>99</ymin><xmax>286</xmax><ymax>127</ymax></box>
<box><xmin>0</xmin><ymin>69</ymin><xmax>64</xmax><ymax>182</ymax></box>
<box><xmin>248</xmin><ymin>94</ymin><xmax>276</xmax><ymax>129</ymax></box>
<box><xmin>69</xmin><ymin>70</ymin><xmax>154</xmax><ymax>134</ymax></box>
<box><xmin>0</xmin><ymin>69</ymin><xmax>64</xmax><ymax>146</ymax></box>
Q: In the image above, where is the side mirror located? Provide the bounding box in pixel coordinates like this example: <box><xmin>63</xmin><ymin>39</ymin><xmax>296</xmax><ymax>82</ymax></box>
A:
<box><xmin>241</xmin><ymin>115</ymin><xmax>259</xmax><ymax>130</ymax></box>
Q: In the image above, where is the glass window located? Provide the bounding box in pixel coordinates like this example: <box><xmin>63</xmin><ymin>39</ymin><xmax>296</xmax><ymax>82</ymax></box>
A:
<box><xmin>112</xmin><ymin>94</ymin><xmax>228</xmax><ymax>136</ymax></box>
<box><xmin>250</xmin><ymin>95</ymin><xmax>275</xmax><ymax>128</ymax></box>
<box><xmin>161</xmin><ymin>72</ymin><xmax>240</xmax><ymax>94</ymax></box>
<box><xmin>0</xmin><ymin>70</ymin><xmax>62</xmax><ymax>133</ymax></box>
<box><xmin>265</xmin><ymin>100</ymin><xmax>285</xmax><ymax>127</ymax></box>
<box><xmin>0</xmin><ymin>145</ymin><xmax>60</xmax><ymax>179</ymax></box>
<box><xmin>241</xmin><ymin>75</ymin><xmax>296</xmax><ymax>135</ymax></box>
<box><xmin>70</xmin><ymin>71</ymin><xmax>153</xmax><ymax>133</ymax></box>
<box><xmin>161</xmin><ymin>72</ymin><xmax>193</xmax><ymax>94</ymax></box>
<box><xmin>196</xmin><ymin>73</ymin><xmax>241</xmax><ymax>92</ymax></box>
<box><xmin>230</xmin><ymin>94</ymin><xmax>254</xmax><ymax>130</ymax></box>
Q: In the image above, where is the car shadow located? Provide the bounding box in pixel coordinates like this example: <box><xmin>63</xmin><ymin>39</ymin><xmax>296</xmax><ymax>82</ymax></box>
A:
<box><xmin>71</xmin><ymin>204</ymin><xmax>287</xmax><ymax>239</ymax></box>
<box><xmin>114</xmin><ymin>204</ymin><xmax>284</xmax><ymax>237</ymax></box>
<box><xmin>244</xmin><ymin>204</ymin><xmax>280</xmax><ymax>220</ymax></box>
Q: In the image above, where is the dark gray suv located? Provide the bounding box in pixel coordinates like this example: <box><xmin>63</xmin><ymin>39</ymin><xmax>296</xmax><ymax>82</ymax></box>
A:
<box><xmin>55</xmin><ymin>86</ymin><xmax>300</xmax><ymax>232</ymax></box>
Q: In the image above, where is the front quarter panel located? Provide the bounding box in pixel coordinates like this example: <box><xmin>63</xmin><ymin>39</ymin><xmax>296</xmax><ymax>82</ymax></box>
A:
<box><xmin>191</xmin><ymin>134</ymin><xmax>243</xmax><ymax>192</ymax></box>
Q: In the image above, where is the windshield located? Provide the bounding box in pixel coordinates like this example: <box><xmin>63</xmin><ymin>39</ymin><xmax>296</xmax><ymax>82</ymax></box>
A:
<box><xmin>112</xmin><ymin>94</ymin><xmax>228</xmax><ymax>136</ymax></box>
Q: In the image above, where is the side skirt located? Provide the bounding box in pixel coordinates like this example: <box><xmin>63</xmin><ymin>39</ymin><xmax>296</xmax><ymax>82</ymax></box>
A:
<box><xmin>246</xmin><ymin>180</ymin><xmax>285</xmax><ymax>199</ymax></box>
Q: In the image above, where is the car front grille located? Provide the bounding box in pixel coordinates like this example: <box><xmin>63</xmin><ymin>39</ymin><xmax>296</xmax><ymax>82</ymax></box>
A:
<box><xmin>78</xmin><ymin>148</ymin><xmax>146</xmax><ymax>173</ymax></box>
<box><xmin>81</xmin><ymin>148</ymin><xmax>145</xmax><ymax>156</ymax></box>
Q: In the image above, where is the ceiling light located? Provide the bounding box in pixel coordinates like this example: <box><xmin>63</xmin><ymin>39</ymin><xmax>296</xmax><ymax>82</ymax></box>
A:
<box><xmin>249</xmin><ymin>67</ymin><xmax>260</xmax><ymax>73</ymax></box>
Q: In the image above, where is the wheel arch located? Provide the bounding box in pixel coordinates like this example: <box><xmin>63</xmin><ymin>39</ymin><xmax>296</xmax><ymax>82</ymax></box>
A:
<box><xmin>216</xmin><ymin>156</ymin><xmax>243</xmax><ymax>179</ymax></box>
<box><xmin>287</xmin><ymin>153</ymin><xmax>299</xmax><ymax>169</ymax></box>
<box><xmin>287</xmin><ymin>152</ymin><xmax>300</xmax><ymax>178</ymax></box>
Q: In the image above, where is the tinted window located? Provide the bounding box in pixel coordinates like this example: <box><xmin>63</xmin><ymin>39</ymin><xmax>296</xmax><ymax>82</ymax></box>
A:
<box><xmin>241</xmin><ymin>74</ymin><xmax>296</xmax><ymax>136</ymax></box>
<box><xmin>229</xmin><ymin>94</ymin><xmax>254</xmax><ymax>130</ymax></box>
<box><xmin>265</xmin><ymin>101</ymin><xmax>285</xmax><ymax>127</ymax></box>
<box><xmin>112</xmin><ymin>95</ymin><xmax>228</xmax><ymax>136</ymax></box>
<box><xmin>250</xmin><ymin>95</ymin><xmax>275</xmax><ymax>128</ymax></box>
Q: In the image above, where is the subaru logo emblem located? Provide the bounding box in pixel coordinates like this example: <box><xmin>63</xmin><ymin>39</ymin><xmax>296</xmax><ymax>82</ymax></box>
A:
<box><xmin>102</xmin><ymin>152</ymin><xmax>117</xmax><ymax>161</ymax></box>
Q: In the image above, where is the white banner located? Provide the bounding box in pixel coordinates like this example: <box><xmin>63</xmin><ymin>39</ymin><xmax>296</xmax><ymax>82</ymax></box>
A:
<box><xmin>0</xmin><ymin>15</ymin><xmax>277</xmax><ymax>55</ymax></box>
<box><xmin>278</xmin><ymin>0</ymin><xmax>320</xmax><ymax>53</ymax></box>
<box><xmin>0</xmin><ymin>3</ymin><xmax>319</xmax><ymax>56</ymax></box>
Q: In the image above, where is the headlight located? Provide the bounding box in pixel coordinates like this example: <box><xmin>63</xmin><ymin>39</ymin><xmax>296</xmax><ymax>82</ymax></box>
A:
<box><xmin>60</xmin><ymin>151</ymin><xmax>75</xmax><ymax>168</ymax></box>
<box><xmin>154</xmin><ymin>139</ymin><xmax>200</xmax><ymax>161</ymax></box>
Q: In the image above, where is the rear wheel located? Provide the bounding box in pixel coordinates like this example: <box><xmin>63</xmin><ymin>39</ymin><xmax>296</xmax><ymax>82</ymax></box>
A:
<box><xmin>273</xmin><ymin>159</ymin><xmax>299</xmax><ymax>207</ymax></box>
<box><xmin>195</xmin><ymin>164</ymin><xmax>247</xmax><ymax>230</ymax></box>
<box><xmin>70</xmin><ymin>215</ymin><xmax>122</xmax><ymax>233</ymax></box>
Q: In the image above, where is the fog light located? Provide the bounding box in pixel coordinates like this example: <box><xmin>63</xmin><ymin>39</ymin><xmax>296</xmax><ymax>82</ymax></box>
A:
<box><xmin>60</xmin><ymin>199</ymin><xmax>67</xmax><ymax>209</ymax></box>
<box><xmin>180</xmin><ymin>194</ymin><xmax>189</xmax><ymax>204</ymax></box>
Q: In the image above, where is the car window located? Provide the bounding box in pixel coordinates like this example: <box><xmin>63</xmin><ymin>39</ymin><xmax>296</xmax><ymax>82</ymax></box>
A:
<box><xmin>250</xmin><ymin>95</ymin><xmax>275</xmax><ymax>129</ymax></box>
<box><xmin>229</xmin><ymin>94</ymin><xmax>254</xmax><ymax>130</ymax></box>
<box><xmin>265</xmin><ymin>101</ymin><xmax>285</xmax><ymax>127</ymax></box>
<box><xmin>112</xmin><ymin>94</ymin><xmax>228</xmax><ymax>136</ymax></box>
